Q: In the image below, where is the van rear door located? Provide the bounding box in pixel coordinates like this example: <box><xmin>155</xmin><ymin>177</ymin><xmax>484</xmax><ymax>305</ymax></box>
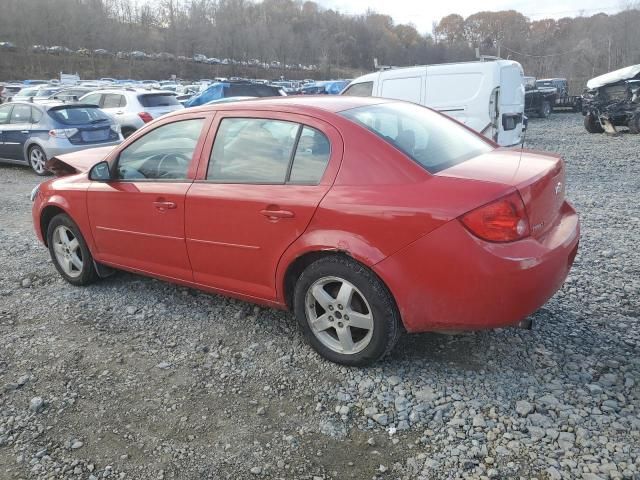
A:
<box><xmin>497</xmin><ymin>64</ymin><xmax>525</xmax><ymax>146</ymax></box>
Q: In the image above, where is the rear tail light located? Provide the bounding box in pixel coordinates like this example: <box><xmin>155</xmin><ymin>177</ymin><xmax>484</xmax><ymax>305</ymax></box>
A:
<box><xmin>138</xmin><ymin>112</ymin><xmax>153</xmax><ymax>123</ymax></box>
<box><xmin>49</xmin><ymin>128</ymin><xmax>79</xmax><ymax>138</ymax></box>
<box><xmin>460</xmin><ymin>191</ymin><xmax>530</xmax><ymax>242</ymax></box>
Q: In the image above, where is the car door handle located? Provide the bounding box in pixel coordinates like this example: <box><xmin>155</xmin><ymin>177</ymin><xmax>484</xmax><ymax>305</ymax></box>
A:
<box><xmin>260</xmin><ymin>208</ymin><xmax>295</xmax><ymax>220</ymax></box>
<box><xmin>153</xmin><ymin>200</ymin><xmax>177</xmax><ymax>211</ymax></box>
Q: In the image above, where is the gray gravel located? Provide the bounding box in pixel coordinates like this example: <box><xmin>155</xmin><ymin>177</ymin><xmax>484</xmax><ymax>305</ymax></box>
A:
<box><xmin>0</xmin><ymin>113</ymin><xmax>638</xmax><ymax>479</ymax></box>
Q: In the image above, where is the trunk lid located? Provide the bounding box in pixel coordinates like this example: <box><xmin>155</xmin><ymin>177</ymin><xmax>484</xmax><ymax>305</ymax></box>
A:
<box><xmin>438</xmin><ymin>149</ymin><xmax>566</xmax><ymax>239</ymax></box>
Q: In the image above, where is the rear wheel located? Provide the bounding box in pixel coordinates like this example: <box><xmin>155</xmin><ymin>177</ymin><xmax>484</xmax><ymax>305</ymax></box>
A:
<box><xmin>28</xmin><ymin>145</ymin><xmax>49</xmax><ymax>176</ymax></box>
<box><xmin>122</xmin><ymin>127</ymin><xmax>136</xmax><ymax>138</ymax></box>
<box><xmin>47</xmin><ymin>214</ymin><xmax>98</xmax><ymax>286</ymax></box>
<box><xmin>584</xmin><ymin>113</ymin><xmax>604</xmax><ymax>133</ymax></box>
<box><xmin>293</xmin><ymin>255</ymin><xmax>401</xmax><ymax>366</ymax></box>
<box><xmin>538</xmin><ymin>100</ymin><xmax>551</xmax><ymax>118</ymax></box>
<box><xmin>628</xmin><ymin>112</ymin><xmax>640</xmax><ymax>134</ymax></box>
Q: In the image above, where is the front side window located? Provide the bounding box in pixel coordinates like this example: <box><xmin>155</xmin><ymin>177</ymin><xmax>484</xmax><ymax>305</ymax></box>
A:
<box><xmin>116</xmin><ymin>119</ymin><xmax>205</xmax><ymax>180</ymax></box>
<box><xmin>10</xmin><ymin>105</ymin><xmax>32</xmax><ymax>124</ymax></box>
<box><xmin>207</xmin><ymin>118</ymin><xmax>299</xmax><ymax>183</ymax></box>
<box><xmin>340</xmin><ymin>102</ymin><xmax>493</xmax><ymax>173</ymax></box>
<box><xmin>342</xmin><ymin>82</ymin><xmax>373</xmax><ymax>97</ymax></box>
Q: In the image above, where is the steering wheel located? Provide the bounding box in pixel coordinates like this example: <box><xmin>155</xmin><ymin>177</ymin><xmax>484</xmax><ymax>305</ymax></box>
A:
<box><xmin>156</xmin><ymin>153</ymin><xmax>190</xmax><ymax>178</ymax></box>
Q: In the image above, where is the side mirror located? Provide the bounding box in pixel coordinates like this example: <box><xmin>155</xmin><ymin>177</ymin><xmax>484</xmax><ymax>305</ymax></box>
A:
<box><xmin>88</xmin><ymin>161</ymin><xmax>112</xmax><ymax>181</ymax></box>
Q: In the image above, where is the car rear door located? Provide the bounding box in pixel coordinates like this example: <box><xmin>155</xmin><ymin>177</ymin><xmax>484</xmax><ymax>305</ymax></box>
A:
<box><xmin>185</xmin><ymin>111</ymin><xmax>342</xmax><ymax>300</ymax></box>
<box><xmin>87</xmin><ymin>113</ymin><xmax>212</xmax><ymax>280</ymax></box>
<box><xmin>0</xmin><ymin>104</ymin><xmax>12</xmax><ymax>158</ymax></box>
<box><xmin>2</xmin><ymin>104</ymin><xmax>34</xmax><ymax>160</ymax></box>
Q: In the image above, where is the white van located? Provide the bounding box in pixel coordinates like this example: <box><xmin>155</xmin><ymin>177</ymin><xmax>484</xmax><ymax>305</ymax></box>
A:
<box><xmin>341</xmin><ymin>60</ymin><xmax>525</xmax><ymax>146</ymax></box>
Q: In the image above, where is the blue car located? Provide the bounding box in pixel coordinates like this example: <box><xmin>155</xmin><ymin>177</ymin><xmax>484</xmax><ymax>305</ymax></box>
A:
<box><xmin>0</xmin><ymin>102</ymin><xmax>123</xmax><ymax>175</ymax></box>
<box><xmin>185</xmin><ymin>82</ymin><xmax>284</xmax><ymax>107</ymax></box>
<box><xmin>300</xmin><ymin>80</ymin><xmax>350</xmax><ymax>95</ymax></box>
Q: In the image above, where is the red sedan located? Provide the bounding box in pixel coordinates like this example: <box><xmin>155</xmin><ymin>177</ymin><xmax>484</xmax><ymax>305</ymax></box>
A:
<box><xmin>32</xmin><ymin>97</ymin><xmax>579</xmax><ymax>366</ymax></box>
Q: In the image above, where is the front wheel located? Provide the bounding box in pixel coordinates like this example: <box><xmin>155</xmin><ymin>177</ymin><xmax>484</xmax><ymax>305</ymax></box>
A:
<box><xmin>28</xmin><ymin>145</ymin><xmax>50</xmax><ymax>176</ymax></box>
<box><xmin>584</xmin><ymin>113</ymin><xmax>604</xmax><ymax>133</ymax></box>
<box><xmin>628</xmin><ymin>112</ymin><xmax>640</xmax><ymax>134</ymax></box>
<box><xmin>47</xmin><ymin>214</ymin><xmax>98</xmax><ymax>286</ymax></box>
<box><xmin>293</xmin><ymin>256</ymin><xmax>401</xmax><ymax>366</ymax></box>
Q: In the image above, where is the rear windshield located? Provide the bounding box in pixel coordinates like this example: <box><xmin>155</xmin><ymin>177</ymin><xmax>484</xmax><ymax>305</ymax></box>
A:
<box><xmin>138</xmin><ymin>93</ymin><xmax>180</xmax><ymax>107</ymax></box>
<box><xmin>341</xmin><ymin>81</ymin><xmax>373</xmax><ymax>97</ymax></box>
<box><xmin>48</xmin><ymin>106</ymin><xmax>111</xmax><ymax>125</ymax></box>
<box><xmin>227</xmin><ymin>84</ymin><xmax>281</xmax><ymax>97</ymax></box>
<box><xmin>340</xmin><ymin>102</ymin><xmax>493</xmax><ymax>174</ymax></box>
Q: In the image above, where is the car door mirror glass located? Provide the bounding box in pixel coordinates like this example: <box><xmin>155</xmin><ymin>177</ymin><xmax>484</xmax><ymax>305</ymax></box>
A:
<box><xmin>89</xmin><ymin>161</ymin><xmax>111</xmax><ymax>181</ymax></box>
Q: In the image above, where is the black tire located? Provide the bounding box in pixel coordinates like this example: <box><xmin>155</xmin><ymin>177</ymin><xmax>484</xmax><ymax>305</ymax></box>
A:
<box><xmin>584</xmin><ymin>113</ymin><xmax>604</xmax><ymax>133</ymax></box>
<box><xmin>28</xmin><ymin>145</ymin><xmax>51</xmax><ymax>176</ymax></box>
<box><xmin>46</xmin><ymin>213</ymin><xmax>98</xmax><ymax>286</ymax></box>
<box><xmin>538</xmin><ymin>100</ymin><xmax>551</xmax><ymax>118</ymax></box>
<box><xmin>122</xmin><ymin>127</ymin><xmax>136</xmax><ymax>138</ymax></box>
<box><xmin>293</xmin><ymin>255</ymin><xmax>401</xmax><ymax>366</ymax></box>
<box><xmin>628</xmin><ymin>112</ymin><xmax>640</xmax><ymax>134</ymax></box>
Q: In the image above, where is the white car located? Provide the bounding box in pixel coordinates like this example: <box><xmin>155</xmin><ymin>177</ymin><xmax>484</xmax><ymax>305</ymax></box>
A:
<box><xmin>79</xmin><ymin>89</ymin><xmax>184</xmax><ymax>137</ymax></box>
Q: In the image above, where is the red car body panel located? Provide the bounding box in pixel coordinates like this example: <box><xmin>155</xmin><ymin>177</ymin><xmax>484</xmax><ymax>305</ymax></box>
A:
<box><xmin>32</xmin><ymin>96</ymin><xmax>580</xmax><ymax>333</ymax></box>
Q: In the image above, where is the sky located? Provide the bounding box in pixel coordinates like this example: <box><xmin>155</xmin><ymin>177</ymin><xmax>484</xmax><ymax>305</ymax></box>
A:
<box><xmin>314</xmin><ymin>0</ymin><xmax>630</xmax><ymax>34</ymax></box>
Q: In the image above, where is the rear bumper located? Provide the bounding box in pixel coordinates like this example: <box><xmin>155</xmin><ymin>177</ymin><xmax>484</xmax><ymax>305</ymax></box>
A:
<box><xmin>43</xmin><ymin>139</ymin><xmax>122</xmax><ymax>159</ymax></box>
<box><xmin>374</xmin><ymin>201</ymin><xmax>579</xmax><ymax>332</ymax></box>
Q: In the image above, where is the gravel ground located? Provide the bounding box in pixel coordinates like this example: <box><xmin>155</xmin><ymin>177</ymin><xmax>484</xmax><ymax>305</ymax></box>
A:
<box><xmin>0</xmin><ymin>113</ymin><xmax>638</xmax><ymax>480</ymax></box>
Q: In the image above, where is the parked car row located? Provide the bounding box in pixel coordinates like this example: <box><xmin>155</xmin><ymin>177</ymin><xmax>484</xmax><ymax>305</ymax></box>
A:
<box><xmin>0</xmin><ymin>40</ymin><xmax>318</xmax><ymax>71</ymax></box>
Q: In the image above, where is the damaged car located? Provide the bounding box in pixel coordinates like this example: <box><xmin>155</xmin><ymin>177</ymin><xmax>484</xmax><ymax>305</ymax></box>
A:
<box><xmin>582</xmin><ymin>64</ymin><xmax>640</xmax><ymax>134</ymax></box>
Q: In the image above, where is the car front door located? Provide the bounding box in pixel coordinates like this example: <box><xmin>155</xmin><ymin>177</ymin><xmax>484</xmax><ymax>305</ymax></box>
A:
<box><xmin>87</xmin><ymin>114</ymin><xmax>211</xmax><ymax>280</ymax></box>
<box><xmin>185</xmin><ymin>111</ymin><xmax>342</xmax><ymax>300</ymax></box>
<box><xmin>3</xmin><ymin>104</ymin><xmax>33</xmax><ymax>160</ymax></box>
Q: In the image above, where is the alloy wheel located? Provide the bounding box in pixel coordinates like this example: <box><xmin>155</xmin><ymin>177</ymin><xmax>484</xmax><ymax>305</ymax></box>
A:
<box><xmin>29</xmin><ymin>148</ymin><xmax>46</xmax><ymax>174</ymax></box>
<box><xmin>305</xmin><ymin>276</ymin><xmax>374</xmax><ymax>355</ymax></box>
<box><xmin>52</xmin><ymin>225</ymin><xmax>83</xmax><ymax>278</ymax></box>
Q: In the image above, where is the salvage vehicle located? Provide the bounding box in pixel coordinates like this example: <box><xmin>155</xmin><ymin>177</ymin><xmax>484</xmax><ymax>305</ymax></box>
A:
<box><xmin>32</xmin><ymin>97</ymin><xmax>579</xmax><ymax>366</ymax></box>
<box><xmin>342</xmin><ymin>60</ymin><xmax>526</xmax><ymax>147</ymax></box>
<box><xmin>524</xmin><ymin>76</ymin><xmax>557</xmax><ymax>118</ymax></box>
<box><xmin>582</xmin><ymin>64</ymin><xmax>640</xmax><ymax>134</ymax></box>
<box><xmin>536</xmin><ymin>78</ymin><xmax>582</xmax><ymax>112</ymax></box>
<box><xmin>0</xmin><ymin>102</ymin><xmax>122</xmax><ymax>175</ymax></box>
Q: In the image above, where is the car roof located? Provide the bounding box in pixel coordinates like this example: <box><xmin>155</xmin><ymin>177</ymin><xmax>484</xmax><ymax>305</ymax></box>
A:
<box><xmin>188</xmin><ymin>95</ymin><xmax>393</xmax><ymax>115</ymax></box>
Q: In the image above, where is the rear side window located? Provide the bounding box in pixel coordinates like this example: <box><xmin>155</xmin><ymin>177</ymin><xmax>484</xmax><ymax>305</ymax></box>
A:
<box><xmin>49</xmin><ymin>107</ymin><xmax>111</xmax><ymax>125</ymax></box>
<box><xmin>138</xmin><ymin>93</ymin><xmax>179</xmax><ymax>107</ymax></box>
<box><xmin>289</xmin><ymin>127</ymin><xmax>330</xmax><ymax>184</ymax></box>
<box><xmin>340</xmin><ymin>102</ymin><xmax>493</xmax><ymax>174</ymax></box>
<box><xmin>31</xmin><ymin>107</ymin><xmax>43</xmax><ymax>123</ymax></box>
<box><xmin>103</xmin><ymin>94</ymin><xmax>125</xmax><ymax>108</ymax></box>
<box><xmin>342</xmin><ymin>82</ymin><xmax>373</xmax><ymax>97</ymax></box>
<box><xmin>82</xmin><ymin>93</ymin><xmax>102</xmax><ymax>106</ymax></box>
<box><xmin>10</xmin><ymin>105</ymin><xmax>32</xmax><ymax>123</ymax></box>
<box><xmin>208</xmin><ymin>118</ymin><xmax>299</xmax><ymax>183</ymax></box>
